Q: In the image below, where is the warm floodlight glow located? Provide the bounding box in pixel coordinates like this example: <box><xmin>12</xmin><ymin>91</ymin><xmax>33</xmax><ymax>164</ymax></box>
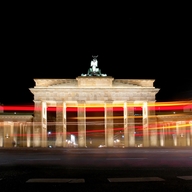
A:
<box><xmin>2</xmin><ymin>101</ymin><xmax>191</xmax><ymax>112</ymax></box>
<box><xmin>1</xmin><ymin>100</ymin><xmax>191</xmax><ymax>148</ymax></box>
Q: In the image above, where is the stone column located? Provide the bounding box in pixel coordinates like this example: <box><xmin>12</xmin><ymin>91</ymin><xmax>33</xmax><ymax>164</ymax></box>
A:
<box><xmin>26</xmin><ymin>122</ymin><xmax>32</xmax><ymax>147</ymax></box>
<box><xmin>4</xmin><ymin>122</ymin><xmax>13</xmax><ymax>147</ymax></box>
<box><xmin>142</xmin><ymin>102</ymin><xmax>149</xmax><ymax>146</ymax></box>
<box><xmin>186</xmin><ymin>120</ymin><xmax>190</xmax><ymax>146</ymax></box>
<box><xmin>0</xmin><ymin>121</ymin><xmax>3</xmax><ymax>147</ymax></box>
<box><xmin>23</xmin><ymin>123</ymin><xmax>27</xmax><ymax>147</ymax></box>
<box><xmin>22</xmin><ymin>123</ymin><xmax>26</xmax><ymax>147</ymax></box>
<box><xmin>190</xmin><ymin>121</ymin><xmax>192</xmax><ymax>146</ymax></box>
<box><xmin>148</xmin><ymin>101</ymin><xmax>158</xmax><ymax>146</ymax></box>
<box><xmin>159</xmin><ymin>123</ymin><xmax>165</xmax><ymax>147</ymax></box>
<box><xmin>17</xmin><ymin>123</ymin><xmax>22</xmax><ymax>147</ymax></box>
<box><xmin>172</xmin><ymin>122</ymin><xmax>177</xmax><ymax>147</ymax></box>
<box><xmin>181</xmin><ymin>121</ymin><xmax>187</xmax><ymax>146</ymax></box>
<box><xmin>33</xmin><ymin>101</ymin><xmax>42</xmax><ymax>147</ymax></box>
<box><xmin>177</xmin><ymin>121</ymin><xmax>186</xmax><ymax>146</ymax></box>
<box><xmin>19</xmin><ymin>122</ymin><xmax>27</xmax><ymax>147</ymax></box>
<box><xmin>55</xmin><ymin>101</ymin><xmax>65</xmax><ymax>147</ymax></box>
<box><xmin>63</xmin><ymin>102</ymin><xmax>67</xmax><ymax>147</ymax></box>
<box><xmin>127</xmin><ymin>102</ymin><xmax>135</xmax><ymax>147</ymax></box>
<box><xmin>77</xmin><ymin>101</ymin><xmax>86</xmax><ymax>147</ymax></box>
<box><xmin>41</xmin><ymin>101</ymin><xmax>47</xmax><ymax>147</ymax></box>
<box><xmin>13</xmin><ymin>122</ymin><xmax>19</xmax><ymax>147</ymax></box>
<box><xmin>124</xmin><ymin>102</ymin><xmax>128</xmax><ymax>147</ymax></box>
<box><xmin>105</xmin><ymin>101</ymin><xmax>114</xmax><ymax>147</ymax></box>
<box><xmin>176</xmin><ymin>122</ymin><xmax>180</xmax><ymax>146</ymax></box>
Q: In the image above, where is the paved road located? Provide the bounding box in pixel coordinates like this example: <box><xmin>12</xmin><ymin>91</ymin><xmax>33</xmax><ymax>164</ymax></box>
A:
<box><xmin>1</xmin><ymin>147</ymin><xmax>192</xmax><ymax>191</ymax></box>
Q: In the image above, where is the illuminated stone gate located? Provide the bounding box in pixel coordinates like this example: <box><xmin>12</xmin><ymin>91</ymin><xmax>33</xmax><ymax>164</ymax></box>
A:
<box><xmin>29</xmin><ymin>76</ymin><xmax>159</xmax><ymax>148</ymax></box>
<box><xmin>1</xmin><ymin>56</ymin><xmax>191</xmax><ymax>148</ymax></box>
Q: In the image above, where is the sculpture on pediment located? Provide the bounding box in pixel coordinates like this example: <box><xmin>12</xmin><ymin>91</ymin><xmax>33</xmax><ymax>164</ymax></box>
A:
<box><xmin>81</xmin><ymin>55</ymin><xmax>107</xmax><ymax>77</ymax></box>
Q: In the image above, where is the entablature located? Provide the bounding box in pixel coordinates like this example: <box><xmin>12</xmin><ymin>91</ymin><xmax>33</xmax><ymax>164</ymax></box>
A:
<box><xmin>33</xmin><ymin>77</ymin><xmax>156</xmax><ymax>88</ymax></box>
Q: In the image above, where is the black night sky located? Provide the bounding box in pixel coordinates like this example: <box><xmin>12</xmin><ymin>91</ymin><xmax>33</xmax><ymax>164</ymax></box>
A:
<box><xmin>1</xmin><ymin>4</ymin><xmax>192</xmax><ymax>106</ymax></box>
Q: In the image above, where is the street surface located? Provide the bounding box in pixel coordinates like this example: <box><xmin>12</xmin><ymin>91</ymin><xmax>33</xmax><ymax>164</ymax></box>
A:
<box><xmin>1</xmin><ymin>147</ymin><xmax>192</xmax><ymax>191</ymax></box>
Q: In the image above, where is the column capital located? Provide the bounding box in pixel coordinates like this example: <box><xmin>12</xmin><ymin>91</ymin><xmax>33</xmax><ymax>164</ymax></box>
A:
<box><xmin>56</xmin><ymin>100</ymin><xmax>65</xmax><ymax>103</ymax></box>
<box><xmin>33</xmin><ymin>100</ymin><xmax>42</xmax><ymax>104</ymax></box>
<box><xmin>56</xmin><ymin>101</ymin><xmax>64</xmax><ymax>107</ymax></box>
<box><xmin>105</xmin><ymin>100</ymin><xmax>113</xmax><ymax>103</ymax></box>
<box><xmin>77</xmin><ymin>100</ymin><xmax>85</xmax><ymax>103</ymax></box>
<box><xmin>126</xmin><ymin>102</ymin><xmax>135</xmax><ymax>108</ymax></box>
<box><xmin>104</xmin><ymin>100</ymin><xmax>114</xmax><ymax>107</ymax></box>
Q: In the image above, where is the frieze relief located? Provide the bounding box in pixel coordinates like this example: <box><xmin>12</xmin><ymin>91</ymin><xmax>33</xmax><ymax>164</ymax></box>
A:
<box><xmin>113</xmin><ymin>79</ymin><xmax>155</xmax><ymax>87</ymax></box>
<box><xmin>33</xmin><ymin>89</ymin><xmax>158</xmax><ymax>102</ymax></box>
<box><xmin>31</xmin><ymin>76</ymin><xmax>159</xmax><ymax>102</ymax></box>
<box><xmin>33</xmin><ymin>78</ymin><xmax>156</xmax><ymax>88</ymax></box>
<box><xmin>34</xmin><ymin>79</ymin><xmax>77</xmax><ymax>87</ymax></box>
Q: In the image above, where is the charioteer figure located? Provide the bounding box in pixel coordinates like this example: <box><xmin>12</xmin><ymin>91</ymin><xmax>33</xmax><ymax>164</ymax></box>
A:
<box><xmin>81</xmin><ymin>56</ymin><xmax>107</xmax><ymax>76</ymax></box>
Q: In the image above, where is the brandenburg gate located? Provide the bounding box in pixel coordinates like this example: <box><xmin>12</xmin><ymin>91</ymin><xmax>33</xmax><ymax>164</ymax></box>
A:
<box><xmin>30</xmin><ymin>57</ymin><xmax>159</xmax><ymax>148</ymax></box>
